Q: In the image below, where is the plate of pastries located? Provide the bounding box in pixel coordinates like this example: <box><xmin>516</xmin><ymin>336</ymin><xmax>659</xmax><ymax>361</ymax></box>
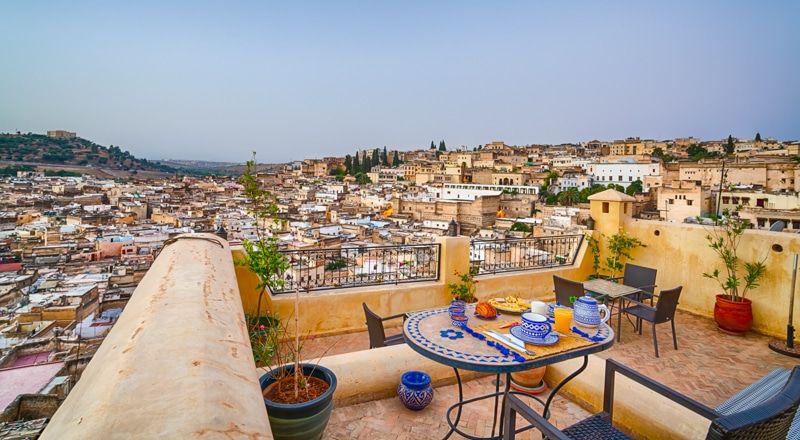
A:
<box><xmin>487</xmin><ymin>296</ymin><xmax>530</xmax><ymax>314</ymax></box>
<box><xmin>473</xmin><ymin>301</ymin><xmax>499</xmax><ymax>320</ymax></box>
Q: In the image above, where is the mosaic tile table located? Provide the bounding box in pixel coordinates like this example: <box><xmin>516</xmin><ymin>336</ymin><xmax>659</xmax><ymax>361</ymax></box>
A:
<box><xmin>403</xmin><ymin>304</ymin><xmax>615</xmax><ymax>440</ymax></box>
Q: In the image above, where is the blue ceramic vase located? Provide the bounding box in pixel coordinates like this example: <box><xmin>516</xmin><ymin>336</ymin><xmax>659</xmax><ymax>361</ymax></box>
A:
<box><xmin>397</xmin><ymin>371</ymin><xmax>434</xmax><ymax>411</ymax></box>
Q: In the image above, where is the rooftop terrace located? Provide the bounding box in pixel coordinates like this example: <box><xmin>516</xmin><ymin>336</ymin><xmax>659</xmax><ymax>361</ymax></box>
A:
<box><xmin>35</xmin><ymin>194</ymin><xmax>800</xmax><ymax>439</ymax></box>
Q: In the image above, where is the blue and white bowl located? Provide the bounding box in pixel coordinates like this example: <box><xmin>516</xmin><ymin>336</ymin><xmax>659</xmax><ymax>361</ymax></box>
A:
<box><xmin>519</xmin><ymin>312</ymin><xmax>551</xmax><ymax>340</ymax></box>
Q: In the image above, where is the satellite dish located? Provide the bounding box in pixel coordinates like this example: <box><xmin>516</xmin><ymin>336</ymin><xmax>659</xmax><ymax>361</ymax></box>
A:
<box><xmin>770</xmin><ymin>221</ymin><xmax>786</xmax><ymax>232</ymax></box>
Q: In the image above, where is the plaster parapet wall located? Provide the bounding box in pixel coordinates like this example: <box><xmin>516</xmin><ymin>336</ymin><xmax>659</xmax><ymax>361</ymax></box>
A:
<box><xmin>41</xmin><ymin>233</ymin><xmax>272</xmax><ymax>440</ymax></box>
<box><xmin>258</xmin><ymin>344</ymin><xmax>484</xmax><ymax>407</ymax></box>
<box><xmin>622</xmin><ymin>219</ymin><xmax>800</xmax><ymax>337</ymax></box>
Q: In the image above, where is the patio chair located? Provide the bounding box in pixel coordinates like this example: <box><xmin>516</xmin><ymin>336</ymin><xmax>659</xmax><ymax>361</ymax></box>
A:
<box><xmin>553</xmin><ymin>275</ymin><xmax>584</xmax><ymax>308</ymax></box>
<box><xmin>611</xmin><ymin>263</ymin><xmax>657</xmax><ymax>304</ymax></box>
<box><xmin>363</xmin><ymin>302</ymin><xmax>406</xmax><ymax>349</ymax></box>
<box><xmin>503</xmin><ymin>358</ymin><xmax>800</xmax><ymax>440</ymax></box>
<box><xmin>617</xmin><ymin>286</ymin><xmax>682</xmax><ymax>357</ymax></box>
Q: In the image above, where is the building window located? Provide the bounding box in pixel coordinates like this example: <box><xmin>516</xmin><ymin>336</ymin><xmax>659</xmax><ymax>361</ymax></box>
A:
<box><xmin>623</xmin><ymin>203</ymin><xmax>628</xmax><ymax>214</ymax></box>
<box><xmin>687</xmin><ymin>199</ymin><xmax>693</xmax><ymax>206</ymax></box>
<box><xmin>668</xmin><ymin>199</ymin><xmax>674</xmax><ymax>205</ymax></box>
<box><xmin>602</xmin><ymin>202</ymin><xmax>609</xmax><ymax>213</ymax></box>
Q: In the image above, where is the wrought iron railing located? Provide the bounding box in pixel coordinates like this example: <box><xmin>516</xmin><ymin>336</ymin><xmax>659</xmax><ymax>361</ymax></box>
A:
<box><xmin>272</xmin><ymin>243</ymin><xmax>441</xmax><ymax>293</ymax></box>
<box><xmin>470</xmin><ymin>235</ymin><xmax>584</xmax><ymax>275</ymax></box>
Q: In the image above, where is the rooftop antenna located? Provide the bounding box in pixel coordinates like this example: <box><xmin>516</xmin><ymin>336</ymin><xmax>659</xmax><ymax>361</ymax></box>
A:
<box><xmin>769</xmin><ymin>254</ymin><xmax>800</xmax><ymax>358</ymax></box>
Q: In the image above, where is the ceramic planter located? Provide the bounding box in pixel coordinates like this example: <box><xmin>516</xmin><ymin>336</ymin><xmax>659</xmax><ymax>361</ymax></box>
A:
<box><xmin>259</xmin><ymin>363</ymin><xmax>337</xmax><ymax>440</ymax></box>
<box><xmin>714</xmin><ymin>295</ymin><xmax>753</xmax><ymax>335</ymax></box>
<box><xmin>510</xmin><ymin>366</ymin><xmax>547</xmax><ymax>389</ymax></box>
<box><xmin>397</xmin><ymin>371</ymin><xmax>434</xmax><ymax>411</ymax></box>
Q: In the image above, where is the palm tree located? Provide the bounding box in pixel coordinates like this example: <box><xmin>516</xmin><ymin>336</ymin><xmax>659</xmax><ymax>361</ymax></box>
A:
<box><xmin>557</xmin><ymin>188</ymin><xmax>579</xmax><ymax>206</ymax></box>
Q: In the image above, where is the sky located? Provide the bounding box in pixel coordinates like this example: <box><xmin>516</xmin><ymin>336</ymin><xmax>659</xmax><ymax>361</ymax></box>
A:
<box><xmin>1</xmin><ymin>1</ymin><xmax>798</xmax><ymax>163</ymax></box>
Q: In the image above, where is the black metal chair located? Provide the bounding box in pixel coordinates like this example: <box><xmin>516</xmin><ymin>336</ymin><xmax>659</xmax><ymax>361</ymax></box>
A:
<box><xmin>363</xmin><ymin>302</ymin><xmax>406</xmax><ymax>349</ymax></box>
<box><xmin>617</xmin><ymin>286</ymin><xmax>682</xmax><ymax>357</ymax></box>
<box><xmin>553</xmin><ymin>275</ymin><xmax>584</xmax><ymax>308</ymax></box>
<box><xmin>612</xmin><ymin>263</ymin><xmax>657</xmax><ymax>304</ymax></box>
<box><xmin>503</xmin><ymin>358</ymin><xmax>800</xmax><ymax>440</ymax></box>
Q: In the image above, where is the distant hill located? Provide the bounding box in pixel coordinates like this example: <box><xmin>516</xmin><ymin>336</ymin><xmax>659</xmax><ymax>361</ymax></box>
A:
<box><xmin>0</xmin><ymin>133</ymin><xmax>177</xmax><ymax>174</ymax></box>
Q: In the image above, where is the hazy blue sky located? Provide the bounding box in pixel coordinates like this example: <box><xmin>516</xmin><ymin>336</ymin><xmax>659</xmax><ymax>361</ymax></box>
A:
<box><xmin>1</xmin><ymin>1</ymin><xmax>798</xmax><ymax>163</ymax></box>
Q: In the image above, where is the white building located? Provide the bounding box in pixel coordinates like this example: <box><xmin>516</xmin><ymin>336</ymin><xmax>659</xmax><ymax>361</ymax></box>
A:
<box><xmin>436</xmin><ymin>183</ymin><xmax>538</xmax><ymax>201</ymax></box>
<box><xmin>554</xmin><ymin>174</ymin><xmax>592</xmax><ymax>193</ymax></box>
<box><xmin>587</xmin><ymin>161</ymin><xmax>660</xmax><ymax>191</ymax></box>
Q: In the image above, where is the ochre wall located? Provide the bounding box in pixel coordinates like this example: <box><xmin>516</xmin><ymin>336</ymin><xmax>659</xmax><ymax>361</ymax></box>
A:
<box><xmin>622</xmin><ymin>219</ymin><xmax>800</xmax><ymax>338</ymax></box>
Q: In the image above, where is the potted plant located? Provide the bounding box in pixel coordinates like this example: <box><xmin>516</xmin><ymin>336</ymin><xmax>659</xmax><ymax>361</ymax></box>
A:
<box><xmin>586</xmin><ymin>231</ymin><xmax>645</xmax><ymax>279</ymax></box>
<box><xmin>236</xmin><ymin>154</ymin><xmax>337</xmax><ymax>438</ymax></box>
<box><xmin>448</xmin><ymin>268</ymin><xmax>479</xmax><ymax>304</ymax></box>
<box><xmin>703</xmin><ymin>217</ymin><xmax>767</xmax><ymax>334</ymax></box>
<box><xmin>258</xmin><ymin>291</ymin><xmax>337</xmax><ymax>440</ymax></box>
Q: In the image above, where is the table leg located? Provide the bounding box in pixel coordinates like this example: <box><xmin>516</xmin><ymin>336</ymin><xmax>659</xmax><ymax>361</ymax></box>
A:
<box><xmin>543</xmin><ymin>355</ymin><xmax>589</xmax><ymax>419</ymax></box>
<box><xmin>490</xmin><ymin>373</ymin><xmax>500</xmax><ymax>437</ymax></box>
<box><xmin>443</xmin><ymin>367</ymin><xmax>463</xmax><ymax>440</ymax></box>
<box><xmin>497</xmin><ymin>372</ymin><xmax>512</xmax><ymax>437</ymax></box>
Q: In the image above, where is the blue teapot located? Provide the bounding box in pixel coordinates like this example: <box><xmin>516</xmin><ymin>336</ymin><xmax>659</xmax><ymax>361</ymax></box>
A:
<box><xmin>572</xmin><ymin>295</ymin><xmax>610</xmax><ymax>328</ymax></box>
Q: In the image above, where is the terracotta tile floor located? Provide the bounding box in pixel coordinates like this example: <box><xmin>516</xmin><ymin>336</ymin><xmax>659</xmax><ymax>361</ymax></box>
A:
<box><xmin>311</xmin><ymin>310</ymin><xmax>799</xmax><ymax>439</ymax></box>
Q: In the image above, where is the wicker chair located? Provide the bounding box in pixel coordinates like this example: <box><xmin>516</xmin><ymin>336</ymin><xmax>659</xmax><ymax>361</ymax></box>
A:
<box><xmin>363</xmin><ymin>302</ymin><xmax>406</xmax><ymax>349</ymax></box>
<box><xmin>503</xmin><ymin>358</ymin><xmax>800</xmax><ymax>440</ymax></box>
<box><xmin>618</xmin><ymin>286</ymin><xmax>682</xmax><ymax>357</ymax></box>
<box><xmin>618</xmin><ymin>263</ymin><xmax>658</xmax><ymax>301</ymax></box>
<box><xmin>553</xmin><ymin>275</ymin><xmax>584</xmax><ymax>308</ymax></box>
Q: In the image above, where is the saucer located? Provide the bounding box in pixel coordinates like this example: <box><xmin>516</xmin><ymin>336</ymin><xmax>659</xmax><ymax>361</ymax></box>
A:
<box><xmin>509</xmin><ymin>326</ymin><xmax>560</xmax><ymax>346</ymax></box>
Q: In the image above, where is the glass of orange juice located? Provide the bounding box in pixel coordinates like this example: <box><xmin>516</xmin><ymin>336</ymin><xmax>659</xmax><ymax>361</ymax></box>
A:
<box><xmin>554</xmin><ymin>307</ymin><xmax>573</xmax><ymax>334</ymax></box>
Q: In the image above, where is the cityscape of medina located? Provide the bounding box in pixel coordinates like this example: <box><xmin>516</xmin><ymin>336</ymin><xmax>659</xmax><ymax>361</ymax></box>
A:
<box><xmin>1</xmin><ymin>1</ymin><xmax>800</xmax><ymax>439</ymax></box>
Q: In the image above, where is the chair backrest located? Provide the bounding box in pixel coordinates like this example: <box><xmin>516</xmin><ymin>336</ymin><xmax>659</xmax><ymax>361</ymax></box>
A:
<box><xmin>623</xmin><ymin>264</ymin><xmax>657</xmax><ymax>295</ymax></box>
<box><xmin>654</xmin><ymin>286</ymin><xmax>682</xmax><ymax>323</ymax></box>
<box><xmin>553</xmin><ymin>275</ymin><xmax>584</xmax><ymax>308</ymax></box>
<box><xmin>707</xmin><ymin>366</ymin><xmax>800</xmax><ymax>440</ymax></box>
<box><xmin>363</xmin><ymin>302</ymin><xmax>387</xmax><ymax>349</ymax></box>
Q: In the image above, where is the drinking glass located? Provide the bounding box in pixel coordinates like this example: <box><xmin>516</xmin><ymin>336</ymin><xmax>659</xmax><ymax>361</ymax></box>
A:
<box><xmin>554</xmin><ymin>307</ymin><xmax>573</xmax><ymax>334</ymax></box>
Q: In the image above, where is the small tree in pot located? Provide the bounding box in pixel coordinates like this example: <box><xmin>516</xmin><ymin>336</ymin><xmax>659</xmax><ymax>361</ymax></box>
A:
<box><xmin>703</xmin><ymin>217</ymin><xmax>767</xmax><ymax>334</ymax></box>
<box><xmin>237</xmin><ymin>154</ymin><xmax>338</xmax><ymax>439</ymax></box>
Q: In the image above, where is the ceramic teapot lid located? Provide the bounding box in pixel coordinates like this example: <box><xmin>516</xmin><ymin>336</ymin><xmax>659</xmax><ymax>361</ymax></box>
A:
<box><xmin>576</xmin><ymin>294</ymin><xmax>598</xmax><ymax>305</ymax></box>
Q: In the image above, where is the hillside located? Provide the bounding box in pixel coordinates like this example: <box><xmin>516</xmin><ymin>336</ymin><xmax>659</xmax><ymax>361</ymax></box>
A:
<box><xmin>0</xmin><ymin>133</ymin><xmax>176</xmax><ymax>174</ymax></box>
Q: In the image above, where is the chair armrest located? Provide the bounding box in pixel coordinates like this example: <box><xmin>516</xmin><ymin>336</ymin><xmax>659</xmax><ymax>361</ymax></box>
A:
<box><xmin>619</xmin><ymin>296</ymin><xmax>656</xmax><ymax>312</ymax></box>
<box><xmin>503</xmin><ymin>394</ymin><xmax>573</xmax><ymax>440</ymax></box>
<box><xmin>380</xmin><ymin>312</ymin><xmax>408</xmax><ymax>322</ymax></box>
<box><xmin>604</xmin><ymin>359</ymin><xmax>719</xmax><ymax>420</ymax></box>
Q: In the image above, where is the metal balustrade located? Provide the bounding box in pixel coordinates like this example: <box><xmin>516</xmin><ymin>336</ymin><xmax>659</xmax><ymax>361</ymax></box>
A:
<box><xmin>273</xmin><ymin>243</ymin><xmax>441</xmax><ymax>293</ymax></box>
<box><xmin>470</xmin><ymin>235</ymin><xmax>584</xmax><ymax>275</ymax></box>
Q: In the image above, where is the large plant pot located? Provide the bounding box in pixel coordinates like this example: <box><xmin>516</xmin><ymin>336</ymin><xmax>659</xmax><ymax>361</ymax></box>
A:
<box><xmin>714</xmin><ymin>295</ymin><xmax>753</xmax><ymax>335</ymax></box>
<box><xmin>259</xmin><ymin>364</ymin><xmax>337</xmax><ymax>440</ymax></box>
<box><xmin>511</xmin><ymin>366</ymin><xmax>547</xmax><ymax>388</ymax></box>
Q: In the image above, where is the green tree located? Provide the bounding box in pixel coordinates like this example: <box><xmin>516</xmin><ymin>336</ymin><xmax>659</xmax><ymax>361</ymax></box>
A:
<box><xmin>438</xmin><ymin>140</ymin><xmax>446</xmax><ymax>151</ymax></box>
<box><xmin>381</xmin><ymin>146</ymin><xmax>389</xmax><ymax>166</ymax></box>
<box><xmin>371</xmin><ymin>149</ymin><xmax>380</xmax><ymax>169</ymax></box>
<box><xmin>510</xmin><ymin>221</ymin><xmax>532</xmax><ymax>233</ymax></box>
<box><xmin>606</xmin><ymin>183</ymin><xmax>625</xmax><ymax>192</ymax></box>
<box><xmin>430</xmin><ymin>141</ymin><xmax>436</xmax><ymax>150</ymax></box>
<box><xmin>725</xmin><ymin>135</ymin><xmax>735</xmax><ymax>155</ymax></box>
<box><xmin>355</xmin><ymin>172</ymin><xmax>371</xmax><ymax>184</ymax></box>
<box><xmin>557</xmin><ymin>188</ymin><xmax>579</xmax><ymax>206</ymax></box>
<box><xmin>352</xmin><ymin>152</ymin><xmax>361</xmax><ymax>174</ymax></box>
<box><xmin>625</xmin><ymin>179</ymin><xmax>643</xmax><ymax>196</ymax></box>
<box><xmin>392</xmin><ymin>152</ymin><xmax>401</xmax><ymax>167</ymax></box>
<box><xmin>235</xmin><ymin>153</ymin><xmax>290</xmax><ymax>319</ymax></box>
<box><xmin>344</xmin><ymin>155</ymin><xmax>353</xmax><ymax>174</ymax></box>
<box><xmin>755</xmin><ymin>132</ymin><xmax>762</xmax><ymax>142</ymax></box>
<box><xmin>543</xmin><ymin>170</ymin><xmax>559</xmax><ymax>190</ymax></box>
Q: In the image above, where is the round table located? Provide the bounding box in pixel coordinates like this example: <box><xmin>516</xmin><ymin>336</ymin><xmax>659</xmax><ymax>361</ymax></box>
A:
<box><xmin>403</xmin><ymin>304</ymin><xmax>615</xmax><ymax>440</ymax></box>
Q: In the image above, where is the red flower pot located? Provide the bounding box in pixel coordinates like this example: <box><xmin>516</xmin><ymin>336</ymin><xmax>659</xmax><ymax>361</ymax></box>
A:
<box><xmin>714</xmin><ymin>295</ymin><xmax>753</xmax><ymax>335</ymax></box>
